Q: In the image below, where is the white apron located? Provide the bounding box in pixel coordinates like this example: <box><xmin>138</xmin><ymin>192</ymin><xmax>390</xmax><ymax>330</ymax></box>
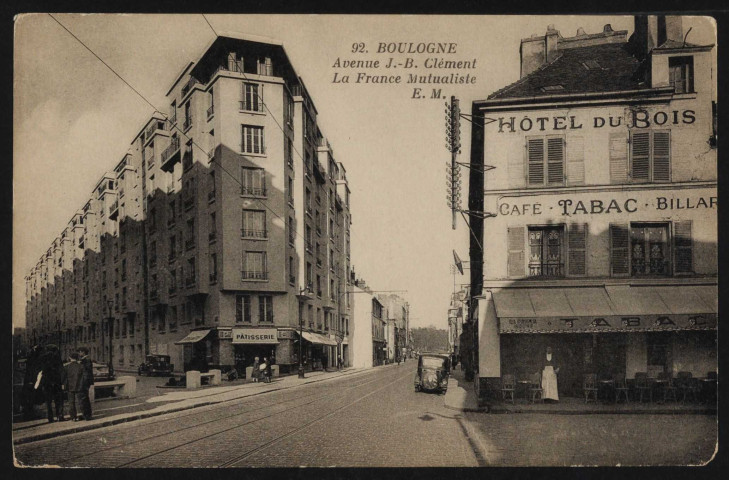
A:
<box><xmin>541</xmin><ymin>354</ymin><xmax>559</xmax><ymax>400</ymax></box>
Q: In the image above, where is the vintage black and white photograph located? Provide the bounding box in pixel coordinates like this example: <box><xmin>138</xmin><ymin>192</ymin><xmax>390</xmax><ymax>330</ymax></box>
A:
<box><xmin>12</xmin><ymin>13</ymin><xmax>718</xmax><ymax>467</ymax></box>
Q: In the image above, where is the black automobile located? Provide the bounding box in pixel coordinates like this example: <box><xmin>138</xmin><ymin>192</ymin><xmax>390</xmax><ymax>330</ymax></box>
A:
<box><xmin>414</xmin><ymin>353</ymin><xmax>450</xmax><ymax>394</ymax></box>
<box><xmin>138</xmin><ymin>354</ymin><xmax>174</xmax><ymax>376</ymax></box>
<box><xmin>92</xmin><ymin>362</ymin><xmax>116</xmax><ymax>382</ymax></box>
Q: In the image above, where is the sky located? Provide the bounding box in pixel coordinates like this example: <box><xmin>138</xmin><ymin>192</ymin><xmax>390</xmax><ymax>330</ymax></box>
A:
<box><xmin>13</xmin><ymin>14</ymin><xmax>716</xmax><ymax>331</ymax></box>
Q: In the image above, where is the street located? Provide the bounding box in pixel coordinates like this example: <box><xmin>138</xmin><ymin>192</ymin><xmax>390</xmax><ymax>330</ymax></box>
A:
<box><xmin>14</xmin><ymin>363</ymin><xmax>717</xmax><ymax>467</ymax></box>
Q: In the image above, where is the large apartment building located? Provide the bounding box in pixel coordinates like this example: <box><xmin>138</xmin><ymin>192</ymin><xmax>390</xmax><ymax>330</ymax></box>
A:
<box><xmin>467</xmin><ymin>16</ymin><xmax>717</xmax><ymax>402</ymax></box>
<box><xmin>25</xmin><ymin>33</ymin><xmax>353</xmax><ymax>376</ymax></box>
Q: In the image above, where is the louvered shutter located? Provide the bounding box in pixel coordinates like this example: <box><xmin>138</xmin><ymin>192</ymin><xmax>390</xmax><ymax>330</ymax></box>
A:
<box><xmin>610</xmin><ymin>223</ymin><xmax>630</xmax><ymax>277</ymax></box>
<box><xmin>630</xmin><ymin>132</ymin><xmax>650</xmax><ymax>182</ymax></box>
<box><xmin>674</xmin><ymin>221</ymin><xmax>693</xmax><ymax>274</ymax></box>
<box><xmin>507</xmin><ymin>226</ymin><xmax>525</xmax><ymax>278</ymax></box>
<box><xmin>527</xmin><ymin>138</ymin><xmax>544</xmax><ymax>186</ymax></box>
<box><xmin>652</xmin><ymin>131</ymin><xmax>671</xmax><ymax>182</ymax></box>
<box><xmin>566</xmin><ymin>136</ymin><xmax>585</xmax><ymax>185</ymax></box>
<box><xmin>546</xmin><ymin>137</ymin><xmax>565</xmax><ymax>185</ymax></box>
<box><xmin>568</xmin><ymin>223</ymin><xmax>587</xmax><ymax>276</ymax></box>
<box><xmin>609</xmin><ymin>133</ymin><xmax>629</xmax><ymax>183</ymax></box>
<box><xmin>507</xmin><ymin>148</ymin><xmax>525</xmax><ymax>188</ymax></box>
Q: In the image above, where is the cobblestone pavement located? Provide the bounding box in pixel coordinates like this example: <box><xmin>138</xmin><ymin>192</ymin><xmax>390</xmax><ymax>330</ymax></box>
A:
<box><xmin>463</xmin><ymin>411</ymin><xmax>717</xmax><ymax>466</ymax></box>
<box><xmin>14</xmin><ymin>364</ymin><xmax>481</xmax><ymax>468</ymax></box>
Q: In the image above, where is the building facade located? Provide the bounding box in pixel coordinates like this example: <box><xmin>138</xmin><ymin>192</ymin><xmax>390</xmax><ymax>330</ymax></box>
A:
<box><xmin>468</xmin><ymin>17</ymin><xmax>717</xmax><ymax>401</ymax></box>
<box><xmin>25</xmin><ymin>33</ymin><xmax>353</xmax><ymax>376</ymax></box>
<box><xmin>379</xmin><ymin>294</ymin><xmax>410</xmax><ymax>362</ymax></box>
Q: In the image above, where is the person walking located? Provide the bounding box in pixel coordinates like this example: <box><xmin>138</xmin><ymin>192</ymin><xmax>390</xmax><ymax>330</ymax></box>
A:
<box><xmin>252</xmin><ymin>357</ymin><xmax>260</xmax><ymax>383</ymax></box>
<box><xmin>263</xmin><ymin>356</ymin><xmax>272</xmax><ymax>383</ymax></box>
<box><xmin>64</xmin><ymin>353</ymin><xmax>86</xmax><ymax>422</ymax></box>
<box><xmin>77</xmin><ymin>347</ymin><xmax>94</xmax><ymax>420</ymax></box>
<box><xmin>337</xmin><ymin>355</ymin><xmax>343</xmax><ymax>371</ymax></box>
<box><xmin>39</xmin><ymin>345</ymin><xmax>65</xmax><ymax>423</ymax></box>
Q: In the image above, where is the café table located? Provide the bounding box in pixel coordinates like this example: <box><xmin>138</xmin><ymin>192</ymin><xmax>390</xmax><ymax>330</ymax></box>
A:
<box><xmin>598</xmin><ymin>378</ymin><xmax>615</xmax><ymax>402</ymax></box>
<box><xmin>517</xmin><ymin>378</ymin><xmax>531</xmax><ymax>401</ymax></box>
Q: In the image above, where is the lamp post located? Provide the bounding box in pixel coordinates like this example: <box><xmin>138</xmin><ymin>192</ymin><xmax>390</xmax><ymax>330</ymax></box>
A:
<box><xmin>107</xmin><ymin>299</ymin><xmax>114</xmax><ymax>368</ymax></box>
<box><xmin>296</xmin><ymin>286</ymin><xmax>313</xmax><ymax>378</ymax></box>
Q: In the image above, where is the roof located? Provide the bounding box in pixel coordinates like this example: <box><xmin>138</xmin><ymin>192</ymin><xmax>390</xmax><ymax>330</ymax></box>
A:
<box><xmin>488</xmin><ymin>43</ymin><xmax>644</xmax><ymax>100</ymax></box>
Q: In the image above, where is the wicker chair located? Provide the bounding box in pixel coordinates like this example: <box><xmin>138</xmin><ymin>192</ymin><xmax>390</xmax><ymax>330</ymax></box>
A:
<box><xmin>613</xmin><ymin>372</ymin><xmax>630</xmax><ymax>403</ymax></box>
<box><xmin>634</xmin><ymin>372</ymin><xmax>653</xmax><ymax>403</ymax></box>
<box><xmin>500</xmin><ymin>374</ymin><xmax>515</xmax><ymax>404</ymax></box>
<box><xmin>583</xmin><ymin>373</ymin><xmax>598</xmax><ymax>403</ymax></box>
<box><xmin>658</xmin><ymin>371</ymin><xmax>678</xmax><ymax>403</ymax></box>
<box><xmin>676</xmin><ymin>371</ymin><xmax>699</xmax><ymax>403</ymax></box>
<box><xmin>529</xmin><ymin>372</ymin><xmax>544</xmax><ymax>403</ymax></box>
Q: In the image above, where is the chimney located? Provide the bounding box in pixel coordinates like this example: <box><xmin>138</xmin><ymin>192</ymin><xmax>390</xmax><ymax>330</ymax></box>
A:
<box><xmin>630</xmin><ymin>15</ymin><xmax>683</xmax><ymax>60</ymax></box>
<box><xmin>519</xmin><ymin>25</ymin><xmax>562</xmax><ymax>78</ymax></box>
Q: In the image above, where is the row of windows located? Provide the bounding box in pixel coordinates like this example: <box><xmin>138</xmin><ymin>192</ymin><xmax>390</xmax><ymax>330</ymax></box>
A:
<box><xmin>235</xmin><ymin>294</ymin><xmax>274</xmax><ymax>323</ymax></box>
<box><xmin>506</xmin><ymin>221</ymin><xmax>693</xmax><ymax>279</ymax></box>
<box><xmin>519</xmin><ymin>129</ymin><xmax>672</xmax><ymax>188</ymax></box>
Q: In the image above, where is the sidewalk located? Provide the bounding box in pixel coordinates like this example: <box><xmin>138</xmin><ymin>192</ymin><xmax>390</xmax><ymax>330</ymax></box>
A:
<box><xmin>444</xmin><ymin>368</ymin><xmax>717</xmax><ymax>415</ymax></box>
<box><xmin>12</xmin><ymin>366</ymin><xmax>374</xmax><ymax>445</ymax></box>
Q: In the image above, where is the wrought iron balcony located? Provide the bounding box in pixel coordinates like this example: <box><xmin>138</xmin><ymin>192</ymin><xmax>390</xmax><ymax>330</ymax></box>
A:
<box><xmin>241</xmin><ymin>229</ymin><xmax>267</xmax><ymax>239</ymax></box>
<box><xmin>241</xmin><ymin>186</ymin><xmax>267</xmax><ymax>197</ymax></box>
<box><xmin>241</xmin><ymin>271</ymin><xmax>268</xmax><ymax>280</ymax></box>
<box><xmin>160</xmin><ymin>136</ymin><xmax>181</xmax><ymax>173</ymax></box>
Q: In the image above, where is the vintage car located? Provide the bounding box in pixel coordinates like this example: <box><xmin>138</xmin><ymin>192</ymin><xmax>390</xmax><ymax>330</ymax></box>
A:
<box><xmin>414</xmin><ymin>353</ymin><xmax>451</xmax><ymax>393</ymax></box>
<box><xmin>138</xmin><ymin>354</ymin><xmax>174</xmax><ymax>376</ymax></box>
<box><xmin>92</xmin><ymin>362</ymin><xmax>116</xmax><ymax>382</ymax></box>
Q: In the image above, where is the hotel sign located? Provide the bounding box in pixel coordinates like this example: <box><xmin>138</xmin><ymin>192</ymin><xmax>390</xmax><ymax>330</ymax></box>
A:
<box><xmin>499</xmin><ymin>314</ymin><xmax>717</xmax><ymax>334</ymax></box>
<box><xmin>231</xmin><ymin>328</ymin><xmax>279</xmax><ymax>344</ymax></box>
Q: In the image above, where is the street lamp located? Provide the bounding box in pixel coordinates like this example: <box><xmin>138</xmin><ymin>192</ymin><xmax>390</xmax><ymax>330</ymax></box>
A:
<box><xmin>107</xmin><ymin>299</ymin><xmax>114</xmax><ymax>369</ymax></box>
<box><xmin>296</xmin><ymin>285</ymin><xmax>313</xmax><ymax>378</ymax></box>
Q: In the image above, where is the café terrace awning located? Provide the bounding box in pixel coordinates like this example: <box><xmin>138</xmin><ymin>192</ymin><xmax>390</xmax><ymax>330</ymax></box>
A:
<box><xmin>298</xmin><ymin>331</ymin><xmax>338</xmax><ymax>346</ymax></box>
<box><xmin>493</xmin><ymin>285</ymin><xmax>717</xmax><ymax>334</ymax></box>
<box><xmin>174</xmin><ymin>329</ymin><xmax>212</xmax><ymax>344</ymax></box>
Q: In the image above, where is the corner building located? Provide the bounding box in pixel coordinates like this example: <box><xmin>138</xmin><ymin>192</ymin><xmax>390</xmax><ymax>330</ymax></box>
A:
<box><xmin>468</xmin><ymin>17</ymin><xmax>717</xmax><ymax>401</ymax></box>
<box><xmin>25</xmin><ymin>33</ymin><xmax>353</xmax><ymax>376</ymax></box>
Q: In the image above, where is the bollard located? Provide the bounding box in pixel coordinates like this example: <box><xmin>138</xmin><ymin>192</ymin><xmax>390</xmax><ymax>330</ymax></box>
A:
<box><xmin>209</xmin><ymin>369</ymin><xmax>222</xmax><ymax>386</ymax></box>
<box><xmin>186</xmin><ymin>370</ymin><xmax>201</xmax><ymax>389</ymax></box>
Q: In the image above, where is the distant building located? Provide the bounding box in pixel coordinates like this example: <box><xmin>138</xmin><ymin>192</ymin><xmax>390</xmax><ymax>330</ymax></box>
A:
<box><xmin>468</xmin><ymin>16</ymin><xmax>717</xmax><ymax>402</ymax></box>
<box><xmin>379</xmin><ymin>294</ymin><xmax>409</xmax><ymax>361</ymax></box>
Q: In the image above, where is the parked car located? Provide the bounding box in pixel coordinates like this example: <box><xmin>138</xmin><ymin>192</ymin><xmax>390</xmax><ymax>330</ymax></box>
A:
<box><xmin>138</xmin><ymin>354</ymin><xmax>174</xmax><ymax>376</ymax></box>
<box><xmin>92</xmin><ymin>362</ymin><xmax>116</xmax><ymax>382</ymax></box>
<box><xmin>414</xmin><ymin>353</ymin><xmax>450</xmax><ymax>394</ymax></box>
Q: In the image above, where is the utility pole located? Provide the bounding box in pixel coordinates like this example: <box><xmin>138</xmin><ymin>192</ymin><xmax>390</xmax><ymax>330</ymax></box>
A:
<box><xmin>445</xmin><ymin>96</ymin><xmax>461</xmax><ymax>230</ymax></box>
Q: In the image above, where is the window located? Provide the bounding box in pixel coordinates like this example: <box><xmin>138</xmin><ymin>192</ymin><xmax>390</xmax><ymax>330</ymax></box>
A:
<box><xmin>630</xmin><ymin>223</ymin><xmax>669</xmax><ymax>276</ymax></box>
<box><xmin>305</xmin><ymin>188</ymin><xmax>312</xmax><ymax>214</ymax></box>
<box><xmin>289</xmin><ymin>216</ymin><xmax>296</xmax><ymax>245</ymax></box>
<box><xmin>183</xmin><ymin>102</ymin><xmax>191</xmax><ymax>131</ymax></box>
<box><xmin>527</xmin><ymin>227</ymin><xmax>564</xmax><ymax>277</ymax></box>
<box><xmin>288</xmin><ymin>177</ymin><xmax>294</xmax><ymax>203</ymax></box>
<box><xmin>241</xmin><ymin>167</ymin><xmax>266</xmax><ymax>196</ymax></box>
<box><xmin>305</xmin><ymin>225</ymin><xmax>313</xmax><ymax>252</ymax></box>
<box><xmin>242</xmin><ymin>251</ymin><xmax>267</xmax><ymax>280</ymax></box>
<box><xmin>610</xmin><ymin>221</ymin><xmax>691</xmax><ymax>277</ymax></box>
<box><xmin>527</xmin><ymin>136</ymin><xmax>564</xmax><ymax>186</ymax></box>
<box><xmin>669</xmin><ymin>56</ymin><xmax>694</xmax><ymax>94</ymax></box>
<box><xmin>257</xmin><ymin>57</ymin><xmax>273</xmax><ymax>76</ymax></box>
<box><xmin>241</xmin><ymin>125</ymin><xmax>265</xmax><ymax>154</ymax></box>
<box><xmin>306</xmin><ymin>262</ymin><xmax>313</xmax><ymax>289</ymax></box>
<box><xmin>285</xmin><ymin>137</ymin><xmax>293</xmax><ymax>167</ymax></box>
<box><xmin>209</xmin><ymin>212</ymin><xmax>217</xmax><ymax>242</ymax></box>
<box><xmin>236</xmin><ymin>294</ymin><xmax>252</xmax><ymax>323</ymax></box>
<box><xmin>185</xmin><ymin>219</ymin><xmax>195</xmax><ymax>250</ymax></box>
<box><xmin>630</xmin><ymin>130</ymin><xmax>670</xmax><ymax>183</ymax></box>
<box><xmin>289</xmin><ymin>256</ymin><xmax>296</xmax><ymax>284</ymax></box>
<box><xmin>242</xmin><ymin>210</ymin><xmax>266</xmax><ymax>238</ymax></box>
<box><xmin>209</xmin><ymin>253</ymin><xmax>217</xmax><ymax>283</ymax></box>
<box><xmin>168</xmin><ymin>306</ymin><xmax>176</xmax><ymax>330</ymax></box>
<box><xmin>241</xmin><ymin>83</ymin><xmax>263</xmax><ymax>112</ymax></box>
<box><xmin>170</xmin><ymin>100</ymin><xmax>177</xmax><ymax>125</ymax></box>
<box><xmin>259</xmin><ymin>295</ymin><xmax>273</xmax><ymax>323</ymax></box>
<box><xmin>208</xmin><ymin>171</ymin><xmax>216</xmax><ymax>202</ymax></box>
<box><xmin>207</xmin><ymin>87</ymin><xmax>214</xmax><ymax>118</ymax></box>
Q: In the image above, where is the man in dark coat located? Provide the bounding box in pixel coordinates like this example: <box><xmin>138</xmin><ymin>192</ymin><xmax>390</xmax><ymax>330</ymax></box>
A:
<box><xmin>77</xmin><ymin>347</ymin><xmax>94</xmax><ymax>420</ymax></box>
<box><xmin>40</xmin><ymin>344</ymin><xmax>66</xmax><ymax>422</ymax></box>
<box><xmin>64</xmin><ymin>352</ymin><xmax>86</xmax><ymax>421</ymax></box>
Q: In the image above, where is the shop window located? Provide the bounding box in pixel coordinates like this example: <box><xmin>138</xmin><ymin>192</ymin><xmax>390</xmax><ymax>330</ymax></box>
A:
<box><xmin>669</xmin><ymin>56</ymin><xmax>694</xmax><ymax>94</ymax></box>
<box><xmin>527</xmin><ymin>226</ymin><xmax>564</xmax><ymax>277</ymax></box>
<box><xmin>526</xmin><ymin>136</ymin><xmax>564</xmax><ymax>186</ymax></box>
<box><xmin>236</xmin><ymin>294</ymin><xmax>252</xmax><ymax>323</ymax></box>
<box><xmin>630</xmin><ymin>130</ymin><xmax>670</xmax><ymax>183</ymax></box>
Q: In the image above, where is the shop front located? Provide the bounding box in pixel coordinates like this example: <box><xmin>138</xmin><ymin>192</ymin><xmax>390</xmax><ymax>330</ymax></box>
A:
<box><xmin>231</xmin><ymin>327</ymin><xmax>279</xmax><ymax>378</ymax></box>
<box><xmin>373</xmin><ymin>340</ymin><xmax>387</xmax><ymax>366</ymax></box>
<box><xmin>175</xmin><ymin>328</ymin><xmax>214</xmax><ymax>372</ymax></box>
<box><xmin>295</xmin><ymin>331</ymin><xmax>337</xmax><ymax>371</ymax></box>
<box><xmin>477</xmin><ymin>284</ymin><xmax>717</xmax><ymax>399</ymax></box>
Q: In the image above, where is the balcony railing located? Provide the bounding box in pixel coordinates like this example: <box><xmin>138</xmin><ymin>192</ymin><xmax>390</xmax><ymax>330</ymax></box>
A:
<box><xmin>207</xmin><ymin>105</ymin><xmax>214</xmax><ymax>118</ymax></box>
<box><xmin>109</xmin><ymin>200</ymin><xmax>119</xmax><ymax>220</ymax></box>
<box><xmin>241</xmin><ymin>271</ymin><xmax>268</xmax><ymax>280</ymax></box>
<box><xmin>160</xmin><ymin>136</ymin><xmax>181</xmax><ymax>172</ymax></box>
<box><xmin>528</xmin><ymin>263</ymin><xmax>564</xmax><ymax>278</ymax></box>
<box><xmin>181</xmin><ymin>77</ymin><xmax>198</xmax><ymax>97</ymax></box>
<box><xmin>182</xmin><ymin>118</ymin><xmax>192</xmax><ymax>131</ymax></box>
<box><xmin>305</xmin><ymin>240</ymin><xmax>313</xmax><ymax>252</ymax></box>
<box><xmin>241</xmin><ymin>229</ymin><xmax>267</xmax><ymax>239</ymax></box>
<box><xmin>241</xmin><ymin>186</ymin><xmax>267</xmax><ymax>197</ymax></box>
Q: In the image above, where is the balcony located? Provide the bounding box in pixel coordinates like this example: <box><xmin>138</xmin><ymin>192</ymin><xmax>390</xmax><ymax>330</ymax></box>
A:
<box><xmin>241</xmin><ymin>271</ymin><xmax>268</xmax><ymax>281</ymax></box>
<box><xmin>182</xmin><ymin>118</ymin><xmax>192</xmax><ymax>131</ymax></box>
<box><xmin>145</xmin><ymin>121</ymin><xmax>166</xmax><ymax>144</ymax></box>
<box><xmin>208</xmin><ymin>148</ymin><xmax>215</xmax><ymax>162</ymax></box>
<box><xmin>181</xmin><ymin>76</ymin><xmax>198</xmax><ymax>97</ymax></box>
<box><xmin>160</xmin><ymin>136</ymin><xmax>181</xmax><ymax>173</ymax></box>
<box><xmin>241</xmin><ymin>229</ymin><xmax>267</xmax><ymax>239</ymax></box>
<box><xmin>239</xmin><ymin>100</ymin><xmax>263</xmax><ymax>112</ymax></box>
<box><xmin>109</xmin><ymin>199</ymin><xmax>119</xmax><ymax>220</ymax></box>
<box><xmin>241</xmin><ymin>186</ymin><xmax>267</xmax><ymax>197</ymax></box>
<box><xmin>313</xmin><ymin>160</ymin><xmax>326</xmax><ymax>184</ymax></box>
<box><xmin>207</xmin><ymin>105</ymin><xmax>214</xmax><ymax>119</ymax></box>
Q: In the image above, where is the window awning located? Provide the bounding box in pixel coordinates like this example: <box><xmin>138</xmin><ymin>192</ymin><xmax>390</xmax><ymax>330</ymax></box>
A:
<box><xmin>493</xmin><ymin>285</ymin><xmax>716</xmax><ymax>334</ymax></box>
<box><xmin>298</xmin><ymin>331</ymin><xmax>338</xmax><ymax>346</ymax></box>
<box><xmin>174</xmin><ymin>329</ymin><xmax>212</xmax><ymax>344</ymax></box>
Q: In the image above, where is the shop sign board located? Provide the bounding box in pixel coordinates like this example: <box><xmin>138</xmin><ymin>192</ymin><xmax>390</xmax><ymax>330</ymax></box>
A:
<box><xmin>499</xmin><ymin>314</ymin><xmax>717</xmax><ymax>334</ymax></box>
<box><xmin>232</xmin><ymin>328</ymin><xmax>279</xmax><ymax>344</ymax></box>
<box><xmin>278</xmin><ymin>330</ymin><xmax>295</xmax><ymax>340</ymax></box>
<box><xmin>218</xmin><ymin>329</ymin><xmax>232</xmax><ymax>339</ymax></box>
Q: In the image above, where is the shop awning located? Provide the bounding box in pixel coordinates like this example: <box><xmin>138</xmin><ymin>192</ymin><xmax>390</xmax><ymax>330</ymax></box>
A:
<box><xmin>493</xmin><ymin>285</ymin><xmax>716</xmax><ymax>334</ymax></box>
<box><xmin>299</xmin><ymin>331</ymin><xmax>338</xmax><ymax>346</ymax></box>
<box><xmin>174</xmin><ymin>329</ymin><xmax>212</xmax><ymax>344</ymax></box>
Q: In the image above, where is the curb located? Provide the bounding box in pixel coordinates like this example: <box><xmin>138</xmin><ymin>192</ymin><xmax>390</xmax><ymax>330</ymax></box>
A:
<box><xmin>13</xmin><ymin>367</ymin><xmax>372</xmax><ymax>445</ymax></box>
<box><xmin>486</xmin><ymin>406</ymin><xmax>718</xmax><ymax>415</ymax></box>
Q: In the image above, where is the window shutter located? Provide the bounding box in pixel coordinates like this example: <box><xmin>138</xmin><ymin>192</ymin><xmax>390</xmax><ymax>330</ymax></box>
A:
<box><xmin>527</xmin><ymin>138</ymin><xmax>544</xmax><ymax>185</ymax></box>
<box><xmin>566</xmin><ymin>136</ymin><xmax>585</xmax><ymax>185</ymax></box>
<box><xmin>610</xmin><ymin>223</ymin><xmax>630</xmax><ymax>277</ymax></box>
<box><xmin>228</xmin><ymin>52</ymin><xmax>237</xmax><ymax>71</ymax></box>
<box><xmin>507</xmin><ymin>148</ymin><xmax>524</xmax><ymax>188</ymax></box>
<box><xmin>258</xmin><ymin>84</ymin><xmax>264</xmax><ymax>111</ymax></box>
<box><xmin>674</xmin><ymin>220</ymin><xmax>693</xmax><ymax>274</ymax></box>
<box><xmin>507</xmin><ymin>226</ymin><xmax>525</xmax><ymax>278</ymax></box>
<box><xmin>652</xmin><ymin>131</ymin><xmax>671</xmax><ymax>182</ymax></box>
<box><xmin>546</xmin><ymin>137</ymin><xmax>565</xmax><ymax>184</ymax></box>
<box><xmin>568</xmin><ymin>223</ymin><xmax>587</xmax><ymax>276</ymax></box>
<box><xmin>630</xmin><ymin>132</ymin><xmax>650</xmax><ymax>182</ymax></box>
<box><xmin>609</xmin><ymin>133</ymin><xmax>629</xmax><ymax>183</ymax></box>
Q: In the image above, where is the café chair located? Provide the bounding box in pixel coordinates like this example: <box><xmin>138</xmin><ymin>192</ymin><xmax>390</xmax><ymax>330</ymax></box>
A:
<box><xmin>634</xmin><ymin>372</ymin><xmax>653</xmax><ymax>403</ymax></box>
<box><xmin>659</xmin><ymin>371</ymin><xmax>678</xmax><ymax>403</ymax></box>
<box><xmin>529</xmin><ymin>372</ymin><xmax>544</xmax><ymax>403</ymax></box>
<box><xmin>613</xmin><ymin>372</ymin><xmax>630</xmax><ymax>403</ymax></box>
<box><xmin>500</xmin><ymin>374</ymin><xmax>515</xmax><ymax>404</ymax></box>
<box><xmin>583</xmin><ymin>373</ymin><xmax>598</xmax><ymax>403</ymax></box>
<box><xmin>676</xmin><ymin>371</ymin><xmax>699</xmax><ymax>403</ymax></box>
